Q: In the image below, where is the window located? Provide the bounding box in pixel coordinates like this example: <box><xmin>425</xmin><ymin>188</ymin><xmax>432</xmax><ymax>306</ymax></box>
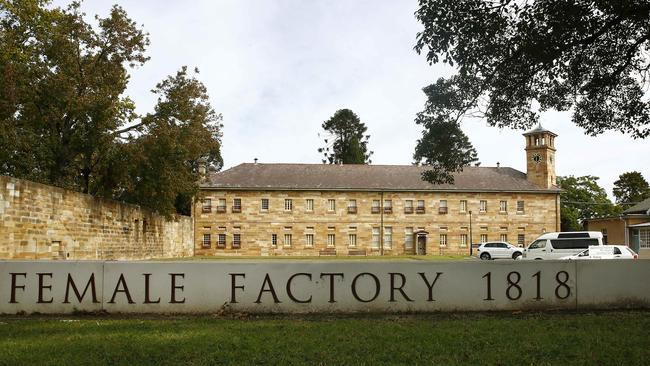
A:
<box><xmin>384</xmin><ymin>227</ymin><xmax>392</xmax><ymax>249</ymax></box>
<box><xmin>372</xmin><ymin>227</ymin><xmax>380</xmax><ymax>248</ymax></box>
<box><xmin>460</xmin><ymin>234</ymin><xmax>468</xmax><ymax>248</ymax></box>
<box><xmin>439</xmin><ymin>200</ymin><xmax>448</xmax><ymax>214</ymax></box>
<box><xmin>232</xmin><ymin>198</ymin><xmax>242</xmax><ymax>213</ymax></box>
<box><xmin>306</xmin><ymin>199</ymin><xmax>314</xmax><ymax>212</ymax></box>
<box><xmin>416</xmin><ymin>200</ymin><xmax>426</xmax><ymax>214</ymax></box>
<box><xmin>528</xmin><ymin>240</ymin><xmax>546</xmax><ymax>249</ymax></box>
<box><xmin>479</xmin><ymin>200</ymin><xmax>487</xmax><ymax>213</ymax></box>
<box><xmin>517</xmin><ymin>200</ymin><xmax>524</xmax><ymax>213</ymax></box>
<box><xmin>328</xmin><ymin>199</ymin><xmax>336</xmax><ymax>212</ymax></box>
<box><xmin>404</xmin><ymin>200</ymin><xmax>414</xmax><ymax>214</ymax></box>
<box><xmin>284</xmin><ymin>199</ymin><xmax>293</xmax><ymax>211</ymax></box>
<box><xmin>372</xmin><ymin>200</ymin><xmax>381</xmax><ymax>213</ymax></box>
<box><xmin>348</xmin><ymin>199</ymin><xmax>357</xmax><ymax>214</ymax></box>
<box><xmin>460</xmin><ymin>200</ymin><xmax>467</xmax><ymax>213</ymax></box>
<box><xmin>405</xmin><ymin>227</ymin><xmax>414</xmax><ymax>249</ymax></box>
<box><xmin>271</xmin><ymin>234</ymin><xmax>277</xmax><ymax>246</ymax></box>
<box><xmin>202</xmin><ymin>199</ymin><xmax>211</xmax><ymax>213</ymax></box>
<box><xmin>261</xmin><ymin>198</ymin><xmax>269</xmax><ymax>211</ymax></box>
<box><xmin>202</xmin><ymin>233</ymin><xmax>211</xmax><ymax>247</ymax></box>
<box><xmin>327</xmin><ymin>234</ymin><xmax>336</xmax><ymax>247</ymax></box>
<box><xmin>480</xmin><ymin>234</ymin><xmax>488</xmax><ymax>243</ymax></box>
<box><xmin>500</xmin><ymin>234</ymin><xmax>508</xmax><ymax>242</ymax></box>
<box><xmin>348</xmin><ymin>234</ymin><xmax>357</xmax><ymax>247</ymax></box>
<box><xmin>305</xmin><ymin>234</ymin><xmax>314</xmax><ymax>247</ymax></box>
<box><xmin>499</xmin><ymin>200</ymin><xmax>507</xmax><ymax>213</ymax></box>
<box><xmin>639</xmin><ymin>229</ymin><xmax>650</xmax><ymax>249</ymax></box>
<box><xmin>440</xmin><ymin>234</ymin><xmax>447</xmax><ymax>247</ymax></box>
<box><xmin>383</xmin><ymin>200</ymin><xmax>392</xmax><ymax>214</ymax></box>
<box><xmin>232</xmin><ymin>234</ymin><xmax>241</xmax><ymax>249</ymax></box>
<box><xmin>518</xmin><ymin>234</ymin><xmax>525</xmax><ymax>246</ymax></box>
<box><xmin>218</xmin><ymin>234</ymin><xmax>226</xmax><ymax>248</ymax></box>
<box><xmin>284</xmin><ymin>234</ymin><xmax>292</xmax><ymax>247</ymax></box>
<box><xmin>217</xmin><ymin>198</ymin><xmax>227</xmax><ymax>213</ymax></box>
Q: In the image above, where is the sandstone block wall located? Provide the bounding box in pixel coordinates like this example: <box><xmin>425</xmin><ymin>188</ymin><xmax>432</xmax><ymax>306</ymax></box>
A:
<box><xmin>194</xmin><ymin>190</ymin><xmax>560</xmax><ymax>256</ymax></box>
<box><xmin>0</xmin><ymin>175</ymin><xmax>193</xmax><ymax>260</ymax></box>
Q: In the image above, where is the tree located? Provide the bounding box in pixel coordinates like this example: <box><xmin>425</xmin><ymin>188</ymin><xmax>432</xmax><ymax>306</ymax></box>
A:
<box><xmin>0</xmin><ymin>1</ymin><xmax>223</xmax><ymax>216</ymax></box>
<box><xmin>0</xmin><ymin>1</ymin><xmax>148</xmax><ymax>191</ymax></box>
<box><xmin>613</xmin><ymin>171</ymin><xmax>650</xmax><ymax>205</ymax></box>
<box><xmin>117</xmin><ymin>67</ymin><xmax>223</xmax><ymax>215</ymax></box>
<box><xmin>413</xmin><ymin>83</ymin><xmax>479</xmax><ymax>184</ymax></box>
<box><xmin>318</xmin><ymin>109</ymin><xmax>372</xmax><ymax>164</ymax></box>
<box><xmin>557</xmin><ymin>176</ymin><xmax>621</xmax><ymax>231</ymax></box>
<box><xmin>413</xmin><ymin>1</ymin><xmax>650</xmax><ymax>178</ymax></box>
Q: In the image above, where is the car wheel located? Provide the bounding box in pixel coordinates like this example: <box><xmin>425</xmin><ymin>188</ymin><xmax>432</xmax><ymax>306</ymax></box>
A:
<box><xmin>512</xmin><ymin>252</ymin><xmax>522</xmax><ymax>260</ymax></box>
<box><xmin>480</xmin><ymin>252</ymin><xmax>491</xmax><ymax>260</ymax></box>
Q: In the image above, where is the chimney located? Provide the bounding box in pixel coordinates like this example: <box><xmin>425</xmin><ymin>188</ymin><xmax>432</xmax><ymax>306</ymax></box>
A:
<box><xmin>197</xmin><ymin>157</ymin><xmax>207</xmax><ymax>178</ymax></box>
<box><xmin>254</xmin><ymin>158</ymin><xmax>258</xmax><ymax>164</ymax></box>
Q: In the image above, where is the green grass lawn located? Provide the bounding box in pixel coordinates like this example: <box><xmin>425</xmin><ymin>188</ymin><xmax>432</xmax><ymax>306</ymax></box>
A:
<box><xmin>157</xmin><ymin>254</ymin><xmax>470</xmax><ymax>261</ymax></box>
<box><xmin>1</xmin><ymin>311</ymin><xmax>648</xmax><ymax>365</ymax></box>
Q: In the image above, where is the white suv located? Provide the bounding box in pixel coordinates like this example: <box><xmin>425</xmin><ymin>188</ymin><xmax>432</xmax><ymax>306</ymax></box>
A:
<box><xmin>476</xmin><ymin>242</ymin><xmax>523</xmax><ymax>260</ymax></box>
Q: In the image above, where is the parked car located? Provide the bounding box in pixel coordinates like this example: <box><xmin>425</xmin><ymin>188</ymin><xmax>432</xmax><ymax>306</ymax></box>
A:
<box><xmin>522</xmin><ymin>231</ymin><xmax>604</xmax><ymax>260</ymax></box>
<box><xmin>476</xmin><ymin>242</ymin><xmax>523</xmax><ymax>260</ymax></box>
<box><xmin>560</xmin><ymin>245</ymin><xmax>638</xmax><ymax>260</ymax></box>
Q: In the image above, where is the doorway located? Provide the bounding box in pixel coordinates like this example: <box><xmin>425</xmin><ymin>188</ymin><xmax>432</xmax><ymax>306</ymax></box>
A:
<box><xmin>415</xmin><ymin>231</ymin><xmax>428</xmax><ymax>255</ymax></box>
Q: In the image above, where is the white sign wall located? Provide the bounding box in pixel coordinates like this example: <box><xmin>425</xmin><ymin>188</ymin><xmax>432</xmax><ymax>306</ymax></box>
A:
<box><xmin>1</xmin><ymin>260</ymin><xmax>648</xmax><ymax>314</ymax></box>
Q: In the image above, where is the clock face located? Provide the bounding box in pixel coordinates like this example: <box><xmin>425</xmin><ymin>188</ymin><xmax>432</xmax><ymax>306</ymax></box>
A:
<box><xmin>532</xmin><ymin>153</ymin><xmax>542</xmax><ymax>164</ymax></box>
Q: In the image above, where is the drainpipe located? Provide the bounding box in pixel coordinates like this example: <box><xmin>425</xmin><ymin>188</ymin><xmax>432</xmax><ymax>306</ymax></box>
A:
<box><xmin>621</xmin><ymin>215</ymin><xmax>628</xmax><ymax>246</ymax></box>
<box><xmin>380</xmin><ymin>191</ymin><xmax>384</xmax><ymax>256</ymax></box>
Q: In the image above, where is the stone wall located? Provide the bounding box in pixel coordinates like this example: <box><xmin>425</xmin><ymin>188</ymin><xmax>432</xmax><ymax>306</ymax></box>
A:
<box><xmin>194</xmin><ymin>190</ymin><xmax>560</xmax><ymax>256</ymax></box>
<box><xmin>0</xmin><ymin>175</ymin><xmax>193</xmax><ymax>260</ymax></box>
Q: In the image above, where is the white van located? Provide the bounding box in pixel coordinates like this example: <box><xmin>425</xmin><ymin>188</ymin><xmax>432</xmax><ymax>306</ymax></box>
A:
<box><xmin>522</xmin><ymin>232</ymin><xmax>604</xmax><ymax>260</ymax></box>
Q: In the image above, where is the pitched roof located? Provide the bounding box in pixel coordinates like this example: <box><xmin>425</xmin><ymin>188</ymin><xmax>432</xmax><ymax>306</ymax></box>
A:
<box><xmin>523</xmin><ymin>124</ymin><xmax>557</xmax><ymax>136</ymax></box>
<box><xmin>201</xmin><ymin>163</ymin><xmax>560</xmax><ymax>193</ymax></box>
<box><xmin>623</xmin><ymin>197</ymin><xmax>650</xmax><ymax>214</ymax></box>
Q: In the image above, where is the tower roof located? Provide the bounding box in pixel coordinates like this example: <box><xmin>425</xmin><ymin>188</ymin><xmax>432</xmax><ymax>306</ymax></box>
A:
<box><xmin>523</xmin><ymin>124</ymin><xmax>557</xmax><ymax>137</ymax></box>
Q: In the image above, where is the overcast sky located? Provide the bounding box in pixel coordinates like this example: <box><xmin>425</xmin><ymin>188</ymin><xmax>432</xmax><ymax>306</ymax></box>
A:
<box><xmin>58</xmin><ymin>0</ymin><xmax>649</xmax><ymax>200</ymax></box>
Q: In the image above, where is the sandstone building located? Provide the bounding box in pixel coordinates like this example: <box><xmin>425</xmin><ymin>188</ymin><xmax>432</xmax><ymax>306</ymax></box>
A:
<box><xmin>194</xmin><ymin>126</ymin><xmax>561</xmax><ymax>256</ymax></box>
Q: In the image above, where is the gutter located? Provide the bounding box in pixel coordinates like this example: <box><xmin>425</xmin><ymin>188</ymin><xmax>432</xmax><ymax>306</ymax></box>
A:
<box><xmin>198</xmin><ymin>186</ymin><xmax>561</xmax><ymax>194</ymax></box>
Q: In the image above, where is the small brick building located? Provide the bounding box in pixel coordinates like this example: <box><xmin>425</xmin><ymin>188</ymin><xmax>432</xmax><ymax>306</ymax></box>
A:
<box><xmin>193</xmin><ymin>126</ymin><xmax>561</xmax><ymax>256</ymax></box>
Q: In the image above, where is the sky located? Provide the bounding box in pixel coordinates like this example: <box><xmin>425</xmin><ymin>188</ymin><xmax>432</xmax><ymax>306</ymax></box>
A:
<box><xmin>56</xmin><ymin>0</ymin><xmax>649</xmax><ymax>200</ymax></box>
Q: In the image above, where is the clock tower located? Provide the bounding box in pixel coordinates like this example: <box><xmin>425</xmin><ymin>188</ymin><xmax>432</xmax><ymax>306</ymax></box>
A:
<box><xmin>523</xmin><ymin>124</ymin><xmax>557</xmax><ymax>189</ymax></box>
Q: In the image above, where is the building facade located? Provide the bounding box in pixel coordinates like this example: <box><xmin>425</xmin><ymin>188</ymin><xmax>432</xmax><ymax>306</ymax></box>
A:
<box><xmin>585</xmin><ymin>197</ymin><xmax>650</xmax><ymax>258</ymax></box>
<box><xmin>194</xmin><ymin>127</ymin><xmax>561</xmax><ymax>256</ymax></box>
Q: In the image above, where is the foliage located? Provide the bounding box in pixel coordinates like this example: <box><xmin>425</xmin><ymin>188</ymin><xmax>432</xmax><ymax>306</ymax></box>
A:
<box><xmin>0</xmin><ymin>1</ymin><xmax>222</xmax><ymax>215</ymax></box>
<box><xmin>613</xmin><ymin>171</ymin><xmax>650</xmax><ymax>205</ymax></box>
<box><xmin>318</xmin><ymin>109</ymin><xmax>372</xmax><ymax>164</ymax></box>
<box><xmin>413</xmin><ymin>83</ymin><xmax>479</xmax><ymax>184</ymax></box>
<box><xmin>413</xmin><ymin>0</ymin><xmax>650</xmax><ymax>179</ymax></box>
<box><xmin>557</xmin><ymin>175</ymin><xmax>621</xmax><ymax>231</ymax></box>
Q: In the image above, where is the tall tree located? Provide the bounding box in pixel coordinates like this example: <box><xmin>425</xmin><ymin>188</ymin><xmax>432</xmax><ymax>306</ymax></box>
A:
<box><xmin>613</xmin><ymin>171</ymin><xmax>650</xmax><ymax>205</ymax></box>
<box><xmin>413</xmin><ymin>82</ymin><xmax>479</xmax><ymax>184</ymax></box>
<box><xmin>318</xmin><ymin>109</ymin><xmax>372</xmax><ymax>164</ymax></box>
<box><xmin>413</xmin><ymin>1</ymin><xmax>650</xmax><ymax>178</ymax></box>
<box><xmin>0</xmin><ymin>1</ymin><xmax>148</xmax><ymax>191</ymax></box>
<box><xmin>0</xmin><ymin>1</ymin><xmax>223</xmax><ymax>216</ymax></box>
<box><xmin>117</xmin><ymin>67</ymin><xmax>223</xmax><ymax>216</ymax></box>
<box><xmin>557</xmin><ymin>176</ymin><xmax>621</xmax><ymax>231</ymax></box>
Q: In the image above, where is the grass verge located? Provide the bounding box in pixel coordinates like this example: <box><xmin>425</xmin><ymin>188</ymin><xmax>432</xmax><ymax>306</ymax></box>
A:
<box><xmin>1</xmin><ymin>311</ymin><xmax>648</xmax><ymax>365</ymax></box>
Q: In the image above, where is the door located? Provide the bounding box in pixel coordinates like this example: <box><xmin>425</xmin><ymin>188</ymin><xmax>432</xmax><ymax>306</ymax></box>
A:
<box><xmin>417</xmin><ymin>235</ymin><xmax>427</xmax><ymax>255</ymax></box>
<box><xmin>631</xmin><ymin>229</ymin><xmax>641</xmax><ymax>253</ymax></box>
<box><xmin>526</xmin><ymin>239</ymin><xmax>547</xmax><ymax>259</ymax></box>
<box><xmin>496</xmin><ymin>243</ymin><xmax>510</xmax><ymax>258</ymax></box>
